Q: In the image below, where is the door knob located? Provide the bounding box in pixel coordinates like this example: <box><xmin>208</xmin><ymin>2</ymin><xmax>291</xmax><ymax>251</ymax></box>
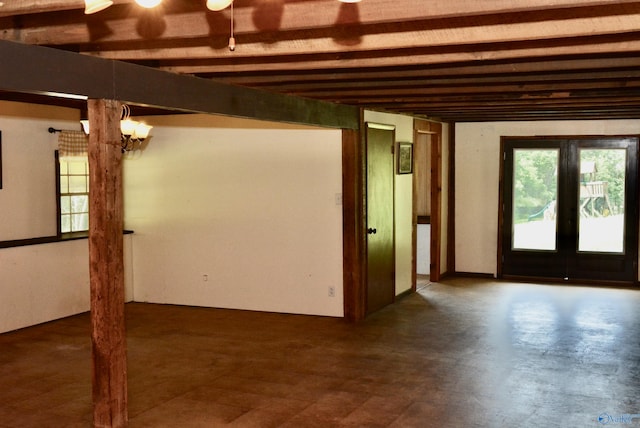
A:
<box><xmin>367</xmin><ymin>228</ymin><xmax>377</xmax><ymax>234</ymax></box>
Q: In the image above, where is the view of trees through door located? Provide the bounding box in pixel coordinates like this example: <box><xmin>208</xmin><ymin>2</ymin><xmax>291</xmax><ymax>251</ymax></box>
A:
<box><xmin>512</xmin><ymin>148</ymin><xmax>627</xmax><ymax>253</ymax></box>
<box><xmin>501</xmin><ymin>137</ymin><xmax>638</xmax><ymax>283</ymax></box>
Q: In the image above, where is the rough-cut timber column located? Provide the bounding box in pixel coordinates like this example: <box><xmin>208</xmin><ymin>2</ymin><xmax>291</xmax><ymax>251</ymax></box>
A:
<box><xmin>342</xmin><ymin>127</ymin><xmax>366</xmax><ymax>322</ymax></box>
<box><xmin>87</xmin><ymin>99</ymin><xmax>128</xmax><ymax>428</ymax></box>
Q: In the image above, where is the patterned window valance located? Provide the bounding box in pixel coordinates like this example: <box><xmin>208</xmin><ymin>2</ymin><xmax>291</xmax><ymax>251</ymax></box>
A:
<box><xmin>58</xmin><ymin>130</ymin><xmax>88</xmax><ymax>157</ymax></box>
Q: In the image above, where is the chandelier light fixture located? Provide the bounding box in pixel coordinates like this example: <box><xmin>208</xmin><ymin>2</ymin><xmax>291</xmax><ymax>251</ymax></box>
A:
<box><xmin>83</xmin><ymin>0</ymin><xmax>238</xmax><ymax>49</ymax></box>
<box><xmin>80</xmin><ymin>104</ymin><xmax>153</xmax><ymax>153</ymax></box>
<box><xmin>85</xmin><ymin>0</ymin><xmax>238</xmax><ymax>13</ymax></box>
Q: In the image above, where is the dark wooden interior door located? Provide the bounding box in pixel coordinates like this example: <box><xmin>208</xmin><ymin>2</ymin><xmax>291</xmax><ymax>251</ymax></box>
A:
<box><xmin>366</xmin><ymin>123</ymin><xmax>395</xmax><ymax>314</ymax></box>
<box><xmin>501</xmin><ymin>136</ymin><xmax>638</xmax><ymax>283</ymax></box>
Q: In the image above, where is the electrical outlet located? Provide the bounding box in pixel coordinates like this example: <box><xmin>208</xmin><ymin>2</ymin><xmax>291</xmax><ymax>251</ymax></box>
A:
<box><xmin>328</xmin><ymin>286</ymin><xmax>335</xmax><ymax>297</ymax></box>
<box><xmin>335</xmin><ymin>193</ymin><xmax>343</xmax><ymax>206</ymax></box>
<box><xmin>203</xmin><ymin>274</ymin><xmax>209</xmax><ymax>282</ymax></box>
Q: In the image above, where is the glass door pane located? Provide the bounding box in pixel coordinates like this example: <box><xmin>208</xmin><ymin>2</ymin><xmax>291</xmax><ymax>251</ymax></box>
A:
<box><xmin>512</xmin><ymin>149</ymin><xmax>559</xmax><ymax>251</ymax></box>
<box><xmin>577</xmin><ymin>149</ymin><xmax>626</xmax><ymax>253</ymax></box>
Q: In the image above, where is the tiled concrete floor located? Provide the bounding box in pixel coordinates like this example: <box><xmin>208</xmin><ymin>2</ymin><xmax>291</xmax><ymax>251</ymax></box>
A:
<box><xmin>1</xmin><ymin>277</ymin><xmax>639</xmax><ymax>427</ymax></box>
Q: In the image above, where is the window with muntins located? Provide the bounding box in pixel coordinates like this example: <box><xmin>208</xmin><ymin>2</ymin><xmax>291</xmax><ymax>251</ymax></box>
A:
<box><xmin>59</xmin><ymin>156</ymin><xmax>89</xmax><ymax>233</ymax></box>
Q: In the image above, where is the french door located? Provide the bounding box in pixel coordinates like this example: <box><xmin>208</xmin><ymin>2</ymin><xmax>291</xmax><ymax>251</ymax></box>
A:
<box><xmin>501</xmin><ymin>136</ymin><xmax>638</xmax><ymax>283</ymax></box>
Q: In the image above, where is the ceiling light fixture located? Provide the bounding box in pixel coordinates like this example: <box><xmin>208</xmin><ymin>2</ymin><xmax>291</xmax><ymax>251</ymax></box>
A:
<box><xmin>84</xmin><ymin>0</ymin><xmax>114</xmax><ymax>14</ymax></box>
<box><xmin>135</xmin><ymin>0</ymin><xmax>162</xmax><ymax>8</ymax></box>
<box><xmin>80</xmin><ymin>104</ymin><xmax>152</xmax><ymax>153</ymax></box>
<box><xmin>206</xmin><ymin>0</ymin><xmax>232</xmax><ymax>11</ymax></box>
<box><xmin>86</xmin><ymin>0</ymin><xmax>233</xmax><ymax>15</ymax></box>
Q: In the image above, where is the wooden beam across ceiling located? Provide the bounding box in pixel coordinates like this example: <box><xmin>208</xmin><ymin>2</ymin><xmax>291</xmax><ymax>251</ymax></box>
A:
<box><xmin>0</xmin><ymin>0</ymin><xmax>636</xmax><ymax>22</ymax></box>
<box><xmin>77</xmin><ymin>12</ymin><xmax>640</xmax><ymax>61</ymax></box>
<box><xmin>0</xmin><ymin>40</ymin><xmax>359</xmax><ymax>128</ymax></box>
<box><xmin>3</xmin><ymin>0</ymin><xmax>640</xmax><ymax>121</ymax></box>
<box><xmin>209</xmin><ymin>57</ymin><xmax>640</xmax><ymax>85</ymax></box>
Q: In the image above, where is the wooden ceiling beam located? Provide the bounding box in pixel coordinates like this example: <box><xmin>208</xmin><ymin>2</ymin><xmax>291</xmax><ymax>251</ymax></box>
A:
<box><xmin>4</xmin><ymin>0</ymin><xmax>639</xmax><ymax>40</ymax></box>
<box><xmin>250</xmin><ymin>71</ymin><xmax>640</xmax><ymax>92</ymax></box>
<box><xmin>0</xmin><ymin>0</ymin><xmax>128</xmax><ymax>16</ymax></box>
<box><xmin>84</xmin><ymin>12</ymin><xmax>640</xmax><ymax>61</ymax></box>
<box><xmin>0</xmin><ymin>40</ymin><xmax>358</xmax><ymax>129</ymax></box>
<box><xmin>428</xmin><ymin>110</ymin><xmax>640</xmax><ymax>120</ymax></box>
<box><xmin>218</xmin><ymin>71</ymin><xmax>640</xmax><ymax>91</ymax></box>
<box><xmin>4</xmin><ymin>1</ymin><xmax>640</xmax><ymax>121</ymax></box>
<box><xmin>365</xmin><ymin>105</ymin><xmax>640</xmax><ymax>115</ymax></box>
<box><xmin>287</xmin><ymin>81</ymin><xmax>640</xmax><ymax>98</ymax></box>
<box><xmin>414</xmin><ymin>108</ymin><xmax>640</xmax><ymax>116</ymax></box>
<box><xmin>391</xmin><ymin>104</ymin><xmax>640</xmax><ymax>116</ymax></box>
<box><xmin>342</xmin><ymin>90</ymin><xmax>640</xmax><ymax>105</ymax></box>
<box><xmin>159</xmin><ymin>38</ymin><xmax>640</xmax><ymax>73</ymax></box>
<box><xmin>421</xmin><ymin>106</ymin><xmax>640</xmax><ymax>113</ymax></box>
<box><xmin>211</xmin><ymin>57</ymin><xmax>640</xmax><ymax>85</ymax></box>
<box><xmin>391</xmin><ymin>97</ymin><xmax>640</xmax><ymax>108</ymax></box>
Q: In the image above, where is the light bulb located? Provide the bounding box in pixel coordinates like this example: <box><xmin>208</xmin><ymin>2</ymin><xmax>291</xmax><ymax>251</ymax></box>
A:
<box><xmin>120</xmin><ymin>119</ymin><xmax>138</xmax><ymax>136</ymax></box>
<box><xmin>84</xmin><ymin>0</ymin><xmax>113</xmax><ymax>14</ymax></box>
<box><xmin>135</xmin><ymin>0</ymin><xmax>162</xmax><ymax>7</ymax></box>
<box><xmin>134</xmin><ymin>123</ymin><xmax>152</xmax><ymax>139</ymax></box>
<box><xmin>206</xmin><ymin>0</ymin><xmax>232</xmax><ymax>11</ymax></box>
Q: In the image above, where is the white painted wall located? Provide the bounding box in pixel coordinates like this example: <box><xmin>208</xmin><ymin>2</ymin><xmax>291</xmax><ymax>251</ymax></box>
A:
<box><xmin>0</xmin><ymin>236</ymin><xmax>134</xmax><ymax>333</ymax></box>
<box><xmin>0</xmin><ymin>100</ymin><xmax>445</xmax><ymax>331</ymax></box>
<box><xmin>364</xmin><ymin>111</ymin><xmax>414</xmax><ymax>295</ymax></box>
<box><xmin>455</xmin><ymin>120</ymin><xmax>640</xmax><ymax>276</ymax></box>
<box><xmin>0</xmin><ymin>101</ymin><xmax>73</xmax><ymax>240</ymax></box>
<box><xmin>123</xmin><ymin>114</ymin><xmax>344</xmax><ymax>317</ymax></box>
<box><xmin>0</xmin><ymin>101</ymin><xmax>133</xmax><ymax>333</ymax></box>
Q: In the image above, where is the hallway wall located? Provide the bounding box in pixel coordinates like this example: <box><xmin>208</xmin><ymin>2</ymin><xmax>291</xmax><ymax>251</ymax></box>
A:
<box><xmin>123</xmin><ymin>114</ymin><xmax>344</xmax><ymax>317</ymax></box>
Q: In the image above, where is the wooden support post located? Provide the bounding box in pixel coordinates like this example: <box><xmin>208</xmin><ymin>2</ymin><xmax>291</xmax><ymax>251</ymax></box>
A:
<box><xmin>87</xmin><ymin>99</ymin><xmax>128</xmax><ymax>428</ymax></box>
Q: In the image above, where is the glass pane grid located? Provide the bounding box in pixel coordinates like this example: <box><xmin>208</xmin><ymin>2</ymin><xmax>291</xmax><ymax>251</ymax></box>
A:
<box><xmin>59</xmin><ymin>158</ymin><xmax>89</xmax><ymax>233</ymax></box>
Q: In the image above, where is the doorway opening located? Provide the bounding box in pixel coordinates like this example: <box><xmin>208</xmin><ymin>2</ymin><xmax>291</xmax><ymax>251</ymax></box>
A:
<box><xmin>412</xmin><ymin>120</ymin><xmax>443</xmax><ymax>289</ymax></box>
<box><xmin>415</xmin><ymin>131</ymin><xmax>431</xmax><ymax>282</ymax></box>
<box><xmin>499</xmin><ymin>136</ymin><xmax>638</xmax><ymax>284</ymax></box>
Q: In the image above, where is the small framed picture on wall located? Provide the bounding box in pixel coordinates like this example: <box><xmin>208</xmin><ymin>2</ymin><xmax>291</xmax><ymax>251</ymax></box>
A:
<box><xmin>397</xmin><ymin>142</ymin><xmax>413</xmax><ymax>174</ymax></box>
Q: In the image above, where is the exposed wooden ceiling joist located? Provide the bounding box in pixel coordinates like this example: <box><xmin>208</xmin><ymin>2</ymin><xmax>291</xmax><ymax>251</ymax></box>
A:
<box><xmin>3</xmin><ymin>0</ymin><xmax>637</xmax><ymax>20</ymax></box>
<box><xmin>3</xmin><ymin>0</ymin><xmax>640</xmax><ymax>122</ymax></box>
